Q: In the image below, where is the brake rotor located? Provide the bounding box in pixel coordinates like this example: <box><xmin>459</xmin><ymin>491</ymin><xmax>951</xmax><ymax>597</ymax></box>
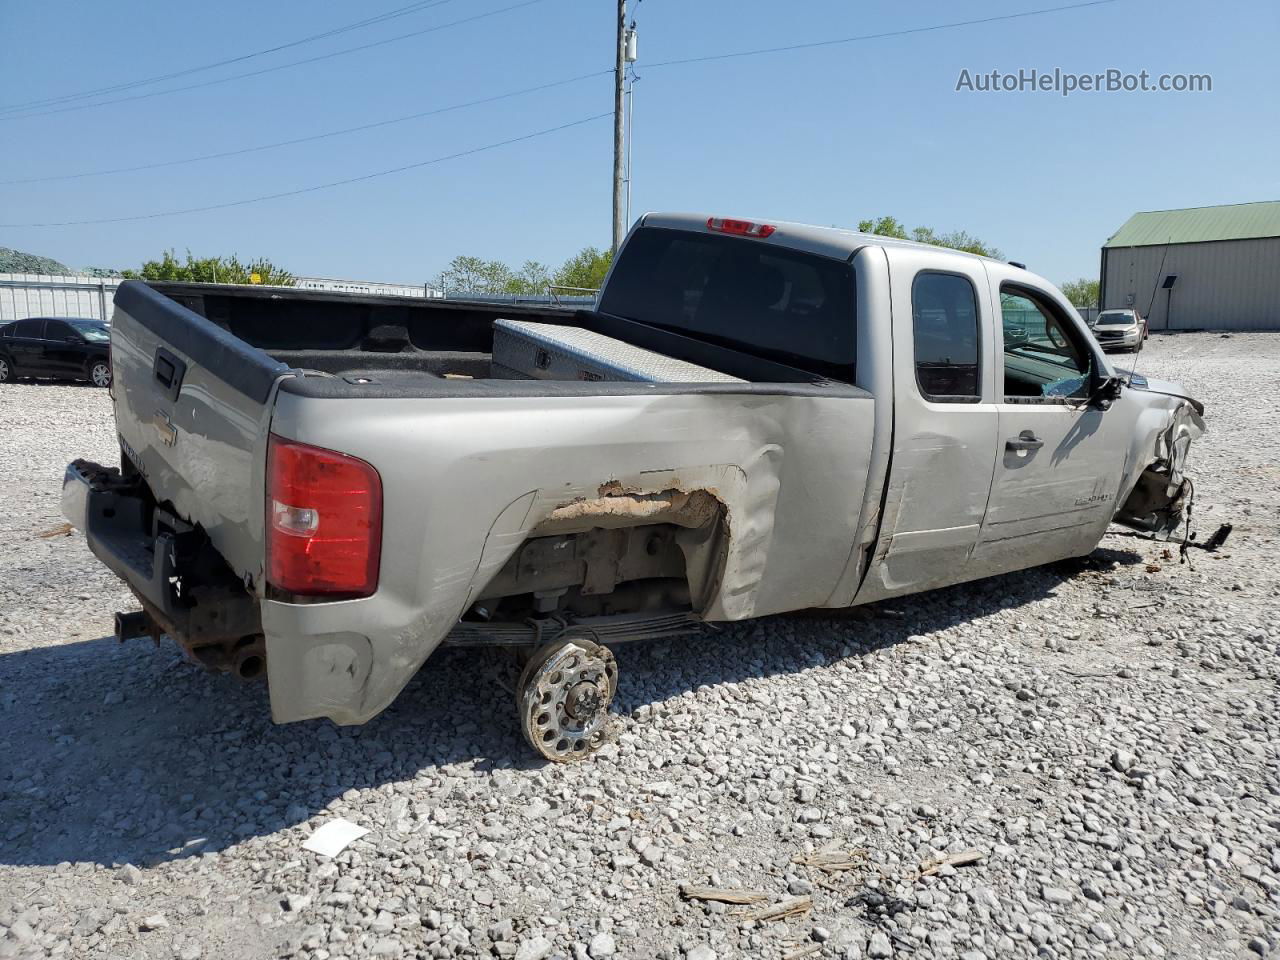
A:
<box><xmin>517</xmin><ymin>633</ymin><xmax>617</xmax><ymax>763</ymax></box>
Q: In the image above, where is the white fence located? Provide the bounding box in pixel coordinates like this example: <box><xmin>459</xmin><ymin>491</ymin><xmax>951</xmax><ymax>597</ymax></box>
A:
<box><xmin>0</xmin><ymin>272</ymin><xmax>448</xmax><ymax>322</ymax></box>
<box><xmin>0</xmin><ymin>273</ymin><xmax>123</xmax><ymax>323</ymax></box>
<box><xmin>295</xmin><ymin>276</ymin><xmax>444</xmax><ymax>299</ymax></box>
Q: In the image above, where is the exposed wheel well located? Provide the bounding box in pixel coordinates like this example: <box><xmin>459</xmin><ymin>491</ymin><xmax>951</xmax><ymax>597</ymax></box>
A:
<box><xmin>468</xmin><ymin>489</ymin><xmax>730</xmax><ymax>623</ymax></box>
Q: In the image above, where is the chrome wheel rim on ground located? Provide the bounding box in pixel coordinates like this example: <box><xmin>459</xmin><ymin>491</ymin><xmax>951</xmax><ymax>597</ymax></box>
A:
<box><xmin>90</xmin><ymin>362</ymin><xmax>111</xmax><ymax>387</ymax></box>
<box><xmin>517</xmin><ymin>633</ymin><xmax>617</xmax><ymax>763</ymax></box>
<box><xmin>0</xmin><ymin>359</ymin><xmax>8</xmax><ymax>381</ymax></box>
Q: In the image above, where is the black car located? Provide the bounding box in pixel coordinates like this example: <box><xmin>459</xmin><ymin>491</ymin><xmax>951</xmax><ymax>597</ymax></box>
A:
<box><xmin>0</xmin><ymin>316</ymin><xmax>112</xmax><ymax>387</ymax></box>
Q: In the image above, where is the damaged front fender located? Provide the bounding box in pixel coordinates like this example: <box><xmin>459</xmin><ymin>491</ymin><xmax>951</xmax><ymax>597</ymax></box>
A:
<box><xmin>1114</xmin><ymin>388</ymin><xmax>1206</xmax><ymax>538</ymax></box>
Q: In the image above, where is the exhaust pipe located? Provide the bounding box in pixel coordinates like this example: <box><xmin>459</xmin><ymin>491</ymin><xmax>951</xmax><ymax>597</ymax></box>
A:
<box><xmin>232</xmin><ymin>639</ymin><xmax>267</xmax><ymax>682</ymax></box>
<box><xmin>115</xmin><ymin>610</ymin><xmax>155</xmax><ymax>642</ymax></box>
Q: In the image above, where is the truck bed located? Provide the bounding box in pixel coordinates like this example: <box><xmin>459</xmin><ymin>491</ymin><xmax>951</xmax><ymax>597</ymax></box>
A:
<box><xmin>144</xmin><ymin>281</ymin><xmax>830</xmax><ymax>394</ymax></box>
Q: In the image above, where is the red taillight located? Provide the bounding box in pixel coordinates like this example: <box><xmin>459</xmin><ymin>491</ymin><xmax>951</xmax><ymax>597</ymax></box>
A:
<box><xmin>707</xmin><ymin>216</ymin><xmax>776</xmax><ymax>238</ymax></box>
<box><xmin>266</xmin><ymin>435</ymin><xmax>382</xmax><ymax>597</ymax></box>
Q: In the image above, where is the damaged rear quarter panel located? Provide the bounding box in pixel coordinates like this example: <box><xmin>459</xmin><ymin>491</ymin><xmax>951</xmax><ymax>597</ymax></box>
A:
<box><xmin>261</xmin><ymin>387</ymin><xmax>876</xmax><ymax>724</ymax></box>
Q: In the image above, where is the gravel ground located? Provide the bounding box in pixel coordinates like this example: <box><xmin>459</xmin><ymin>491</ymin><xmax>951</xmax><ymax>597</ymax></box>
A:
<box><xmin>1</xmin><ymin>332</ymin><xmax>1277</xmax><ymax>960</ymax></box>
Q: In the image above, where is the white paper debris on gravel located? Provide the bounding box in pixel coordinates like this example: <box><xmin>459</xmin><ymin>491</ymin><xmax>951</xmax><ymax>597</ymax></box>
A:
<box><xmin>302</xmin><ymin>818</ymin><xmax>369</xmax><ymax>858</ymax></box>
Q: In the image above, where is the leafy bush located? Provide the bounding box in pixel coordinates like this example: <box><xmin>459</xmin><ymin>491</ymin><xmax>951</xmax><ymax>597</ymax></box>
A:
<box><xmin>120</xmin><ymin>250</ymin><xmax>295</xmax><ymax>286</ymax></box>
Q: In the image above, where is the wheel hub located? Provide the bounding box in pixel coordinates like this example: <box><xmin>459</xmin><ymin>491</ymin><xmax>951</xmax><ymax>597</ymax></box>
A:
<box><xmin>564</xmin><ymin>680</ymin><xmax>603</xmax><ymax>721</ymax></box>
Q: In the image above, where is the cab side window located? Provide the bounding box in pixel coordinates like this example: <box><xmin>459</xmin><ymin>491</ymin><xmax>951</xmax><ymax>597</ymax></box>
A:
<box><xmin>1000</xmin><ymin>286</ymin><xmax>1093</xmax><ymax>401</ymax></box>
<box><xmin>912</xmin><ymin>271</ymin><xmax>980</xmax><ymax>402</ymax></box>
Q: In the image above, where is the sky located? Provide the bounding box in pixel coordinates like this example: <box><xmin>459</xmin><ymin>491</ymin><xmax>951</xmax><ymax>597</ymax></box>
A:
<box><xmin>0</xmin><ymin>0</ymin><xmax>1276</xmax><ymax>287</ymax></box>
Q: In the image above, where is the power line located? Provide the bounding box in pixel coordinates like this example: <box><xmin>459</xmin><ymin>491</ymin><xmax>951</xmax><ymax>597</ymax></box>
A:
<box><xmin>0</xmin><ymin>0</ymin><xmax>549</xmax><ymax>122</ymax></box>
<box><xmin>0</xmin><ymin>69</ymin><xmax>613</xmax><ymax>185</ymax></box>
<box><xmin>0</xmin><ymin>0</ymin><xmax>1121</xmax><ymax>227</ymax></box>
<box><xmin>2</xmin><ymin>0</ymin><xmax>1115</xmax><ymax>122</ymax></box>
<box><xmin>643</xmin><ymin>0</ymin><xmax>1121</xmax><ymax>69</ymax></box>
<box><xmin>0</xmin><ymin>0</ymin><xmax>463</xmax><ymax>115</ymax></box>
<box><xmin>0</xmin><ymin>113</ymin><xmax>612</xmax><ymax>228</ymax></box>
<box><xmin>0</xmin><ymin>0</ymin><xmax>1118</xmax><ymax>172</ymax></box>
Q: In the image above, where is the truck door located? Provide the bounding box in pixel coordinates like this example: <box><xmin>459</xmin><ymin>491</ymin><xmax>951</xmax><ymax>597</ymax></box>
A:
<box><xmin>974</xmin><ymin>270</ymin><xmax>1127</xmax><ymax>571</ymax></box>
<box><xmin>855</xmin><ymin>249</ymin><xmax>1000</xmax><ymax>602</ymax></box>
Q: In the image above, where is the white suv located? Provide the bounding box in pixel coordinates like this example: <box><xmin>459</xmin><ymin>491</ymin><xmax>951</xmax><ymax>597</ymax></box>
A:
<box><xmin>1093</xmin><ymin>309</ymin><xmax>1147</xmax><ymax>350</ymax></box>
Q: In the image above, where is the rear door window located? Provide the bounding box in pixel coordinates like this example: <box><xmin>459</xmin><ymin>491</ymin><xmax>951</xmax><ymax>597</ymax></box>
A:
<box><xmin>912</xmin><ymin>272</ymin><xmax>980</xmax><ymax>401</ymax></box>
<box><xmin>599</xmin><ymin>227</ymin><xmax>856</xmax><ymax>380</ymax></box>
<box><xmin>13</xmin><ymin>319</ymin><xmax>46</xmax><ymax>339</ymax></box>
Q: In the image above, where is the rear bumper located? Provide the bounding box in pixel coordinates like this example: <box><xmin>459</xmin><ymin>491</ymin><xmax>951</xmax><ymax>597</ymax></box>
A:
<box><xmin>63</xmin><ymin>459</ymin><xmax>420</xmax><ymax>727</ymax></box>
<box><xmin>61</xmin><ymin>460</ymin><xmax>184</xmax><ymax>621</ymax></box>
<box><xmin>62</xmin><ymin>458</ymin><xmax>262</xmax><ymax>656</ymax></box>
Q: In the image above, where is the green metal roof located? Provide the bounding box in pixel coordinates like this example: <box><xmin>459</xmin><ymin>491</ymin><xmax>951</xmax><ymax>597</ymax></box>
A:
<box><xmin>1104</xmin><ymin>200</ymin><xmax>1280</xmax><ymax>248</ymax></box>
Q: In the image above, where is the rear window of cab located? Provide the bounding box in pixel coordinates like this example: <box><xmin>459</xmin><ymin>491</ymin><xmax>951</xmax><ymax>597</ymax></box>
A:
<box><xmin>599</xmin><ymin>227</ymin><xmax>857</xmax><ymax>381</ymax></box>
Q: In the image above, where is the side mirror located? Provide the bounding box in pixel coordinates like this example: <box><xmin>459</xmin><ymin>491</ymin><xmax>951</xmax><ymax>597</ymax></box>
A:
<box><xmin>1091</xmin><ymin>375</ymin><xmax>1123</xmax><ymax>409</ymax></box>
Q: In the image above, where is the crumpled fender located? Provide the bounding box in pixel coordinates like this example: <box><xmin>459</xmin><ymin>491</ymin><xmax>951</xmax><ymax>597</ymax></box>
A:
<box><xmin>1113</xmin><ymin>377</ymin><xmax>1206</xmax><ymax>536</ymax></box>
<box><xmin>1156</xmin><ymin>398</ymin><xmax>1205</xmax><ymax>493</ymax></box>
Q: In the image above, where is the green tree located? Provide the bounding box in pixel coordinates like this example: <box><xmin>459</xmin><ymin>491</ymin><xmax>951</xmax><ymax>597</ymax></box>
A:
<box><xmin>510</xmin><ymin>260</ymin><xmax>552</xmax><ymax>295</ymax></box>
<box><xmin>435</xmin><ymin>256</ymin><xmax>553</xmax><ymax>295</ymax></box>
<box><xmin>435</xmin><ymin>256</ymin><xmax>516</xmax><ymax>295</ymax></box>
<box><xmin>121</xmin><ymin>249</ymin><xmax>294</xmax><ymax>285</ymax></box>
<box><xmin>437</xmin><ymin>247</ymin><xmax>613</xmax><ymax>296</ymax></box>
<box><xmin>553</xmin><ymin>246</ymin><xmax>612</xmax><ymax>291</ymax></box>
<box><xmin>857</xmin><ymin>216</ymin><xmax>909</xmax><ymax>241</ymax></box>
<box><xmin>858</xmin><ymin>216</ymin><xmax>1003</xmax><ymax>259</ymax></box>
<box><xmin>1059</xmin><ymin>277</ymin><xmax>1099</xmax><ymax>309</ymax></box>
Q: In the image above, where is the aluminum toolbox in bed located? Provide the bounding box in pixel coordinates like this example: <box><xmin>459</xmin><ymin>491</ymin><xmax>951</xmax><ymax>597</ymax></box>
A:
<box><xmin>491</xmin><ymin>319</ymin><xmax>744</xmax><ymax>383</ymax></box>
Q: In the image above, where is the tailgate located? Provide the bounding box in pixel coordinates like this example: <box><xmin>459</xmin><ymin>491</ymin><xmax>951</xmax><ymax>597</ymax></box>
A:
<box><xmin>108</xmin><ymin>281</ymin><xmax>291</xmax><ymax>585</ymax></box>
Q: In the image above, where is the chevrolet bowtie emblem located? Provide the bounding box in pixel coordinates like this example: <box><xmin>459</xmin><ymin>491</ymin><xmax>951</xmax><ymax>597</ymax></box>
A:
<box><xmin>153</xmin><ymin>410</ymin><xmax>177</xmax><ymax>447</ymax></box>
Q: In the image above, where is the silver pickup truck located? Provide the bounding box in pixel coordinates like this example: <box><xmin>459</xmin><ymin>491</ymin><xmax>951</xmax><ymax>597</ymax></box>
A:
<box><xmin>63</xmin><ymin>213</ymin><xmax>1204</xmax><ymax>761</ymax></box>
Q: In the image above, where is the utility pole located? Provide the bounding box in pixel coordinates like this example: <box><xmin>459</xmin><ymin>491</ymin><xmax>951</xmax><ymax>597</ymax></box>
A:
<box><xmin>624</xmin><ymin>69</ymin><xmax>635</xmax><ymax>230</ymax></box>
<box><xmin>612</xmin><ymin>0</ymin><xmax>626</xmax><ymax>254</ymax></box>
<box><xmin>623</xmin><ymin>20</ymin><xmax>638</xmax><ymax>230</ymax></box>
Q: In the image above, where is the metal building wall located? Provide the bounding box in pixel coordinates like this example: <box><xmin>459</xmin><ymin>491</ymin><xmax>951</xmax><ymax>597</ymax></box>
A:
<box><xmin>1101</xmin><ymin>237</ymin><xmax>1280</xmax><ymax>331</ymax></box>
<box><xmin>0</xmin><ymin>273</ymin><xmax>122</xmax><ymax>323</ymax></box>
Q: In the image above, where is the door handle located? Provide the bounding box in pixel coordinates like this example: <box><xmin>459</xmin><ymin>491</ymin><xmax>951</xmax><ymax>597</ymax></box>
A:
<box><xmin>1006</xmin><ymin>431</ymin><xmax>1044</xmax><ymax>452</ymax></box>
